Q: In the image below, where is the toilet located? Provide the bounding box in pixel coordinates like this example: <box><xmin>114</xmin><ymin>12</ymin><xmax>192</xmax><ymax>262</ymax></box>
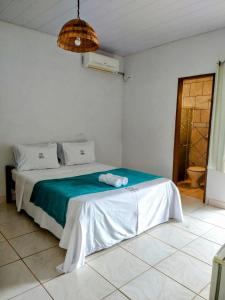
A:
<box><xmin>187</xmin><ymin>166</ymin><xmax>205</xmax><ymax>188</ymax></box>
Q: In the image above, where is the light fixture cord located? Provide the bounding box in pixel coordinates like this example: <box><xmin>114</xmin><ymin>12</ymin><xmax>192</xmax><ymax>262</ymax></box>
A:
<box><xmin>77</xmin><ymin>0</ymin><xmax>80</xmax><ymax>18</ymax></box>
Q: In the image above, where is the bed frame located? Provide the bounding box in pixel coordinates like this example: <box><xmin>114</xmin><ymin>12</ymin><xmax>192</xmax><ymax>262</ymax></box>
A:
<box><xmin>5</xmin><ymin>165</ymin><xmax>15</xmax><ymax>203</ymax></box>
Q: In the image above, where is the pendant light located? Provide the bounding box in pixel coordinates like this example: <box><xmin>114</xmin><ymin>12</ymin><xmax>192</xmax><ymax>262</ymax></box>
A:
<box><xmin>57</xmin><ymin>0</ymin><xmax>99</xmax><ymax>53</ymax></box>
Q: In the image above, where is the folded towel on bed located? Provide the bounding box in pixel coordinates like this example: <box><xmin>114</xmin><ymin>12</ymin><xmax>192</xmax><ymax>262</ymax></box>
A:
<box><xmin>99</xmin><ymin>173</ymin><xmax>128</xmax><ymax>188</ymax></box>
<box><xmin>110</xmin><ymin>174</ymin><xmax>128</xmax><ymax>185</ymax></box>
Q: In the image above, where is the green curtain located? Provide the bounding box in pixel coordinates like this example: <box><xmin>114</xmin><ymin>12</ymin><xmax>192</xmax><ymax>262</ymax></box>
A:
<box><xmin>208</xmin><ymin>62</ymin><xmax>225</xmax><ymax>172</ymax></box>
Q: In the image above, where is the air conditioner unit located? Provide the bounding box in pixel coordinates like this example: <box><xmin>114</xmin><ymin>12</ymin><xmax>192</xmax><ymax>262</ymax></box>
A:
<box><xmin>83</xmin><ymin>52</ymin><xmax>120</xmax><ymax>73</ymax></box>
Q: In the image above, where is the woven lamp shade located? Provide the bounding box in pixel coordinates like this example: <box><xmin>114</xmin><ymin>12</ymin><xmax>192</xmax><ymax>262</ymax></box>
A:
<box><xmin>57</xmin><ymin>18</ymin><xmax>99</xmax><ymax>53</ymax></box>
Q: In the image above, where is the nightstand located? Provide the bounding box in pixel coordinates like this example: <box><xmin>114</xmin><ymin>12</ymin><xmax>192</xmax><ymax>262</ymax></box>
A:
<box><xmin>5</xmin><ymin>165</ymin><xmax>15</xmax><ymax>203</ymax></box>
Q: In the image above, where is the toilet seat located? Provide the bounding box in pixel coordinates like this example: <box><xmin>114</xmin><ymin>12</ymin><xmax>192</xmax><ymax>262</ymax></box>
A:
<box><xmin>188</xmin><ymin>166</ymin><xmax>205</xmax><ymax>172</ymax></box>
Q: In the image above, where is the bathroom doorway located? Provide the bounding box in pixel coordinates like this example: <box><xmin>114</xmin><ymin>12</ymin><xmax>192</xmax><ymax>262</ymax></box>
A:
<box><xmin>173</xmin><ymin>74</ymin><xmax>215</xmax><ymax>202</ymax></box>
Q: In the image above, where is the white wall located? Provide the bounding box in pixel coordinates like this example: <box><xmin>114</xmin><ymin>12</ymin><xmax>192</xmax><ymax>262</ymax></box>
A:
<box><xmin>0</xmin><ymin>21</ymin><xmax>124</xmax><ymax>196</ymax></box>
<box><xmin>1</xmin><ymin>21</ymin><xmax>225</xmax><ymax>205</ymax></box>
<box><xmin>122</xmin><ymin>28</ymin><xmax>225</xmax><ymax>205</ymax></box>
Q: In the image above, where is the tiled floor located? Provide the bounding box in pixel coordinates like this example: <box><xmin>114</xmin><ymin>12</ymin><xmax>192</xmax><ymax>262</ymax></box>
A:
<box><xmin>178</xmin><ymin>180</ymin><xmax>204</xmax><ymax>200</ymax></box>
<box><xmin>0</xmin><ymin>196</ymin><xmax>224</xmax><ymax>300</ymax></box>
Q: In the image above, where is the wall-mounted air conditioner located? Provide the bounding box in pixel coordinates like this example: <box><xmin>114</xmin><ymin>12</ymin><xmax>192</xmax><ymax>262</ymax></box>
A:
<box><xmin>83</xmin><ymin>52</ymin><xmax>120</xmax><ymax>73</ymax></box>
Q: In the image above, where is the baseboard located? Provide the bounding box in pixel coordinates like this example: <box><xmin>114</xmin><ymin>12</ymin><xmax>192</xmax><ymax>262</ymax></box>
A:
<box><xmin>207</xmin><ymin>197</ymin><xmax>225</xmax><ymax>209</ymax></box>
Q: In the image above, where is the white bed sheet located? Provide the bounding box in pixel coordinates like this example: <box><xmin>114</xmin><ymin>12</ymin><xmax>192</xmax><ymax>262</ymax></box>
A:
<box><xmin>13</xmin><ymin>163</ymin><xmax>183</xmax><ymax>273</ymax></box>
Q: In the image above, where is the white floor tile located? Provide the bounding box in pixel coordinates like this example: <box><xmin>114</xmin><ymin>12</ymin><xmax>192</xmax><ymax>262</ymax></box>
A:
<box><xmin>88</xmin><ymin>247</ymin><xmax>149</xmax><ymax>287</ymax></box>
<box><xmin>148</xmin><ymin>224</ymin><xmax>197</xmax><ymax>249</ymax></box>
<box><xmin>181</xmin><ymin>196</ymin><xmax>204</xmax><ymax>214</ymax></box>
<box><xmin>199</xmin><ymin>284</ymin><xmax>210</xmax><ymax>299</ymax></box>
<box><xmin>23</xmin><ymin>246</ymin><xmax>65</xmax><ymax>282</ymax></box>
<box><xmin>201</xmin><ymin>206</ymin><xmax>225</xmax><ymax>216</ymax></box>
<box><xmin>190</xmin><ymin>207</ymin><xmax>225</xmax><ymax>228</ymax></box>
<box><xmin>86</xmin><ymin>245</ymin><xmax>118</xmax><ymax>263</ymax></box>
<box><xmin>0</xmin><ymin>203</ymin><xmax>18</xmax><ymax>225</ymax></box>
<box><xmin>0</xmin><ymin>215</ymin><xmax>39</xmax><ymax>239</ymax></box>
<box><xmin>9</xmin><ymin>230</ymin><xmax>58</xmax><ymax>257</ymax></box>
<box><xmin>0</xmin><ymin>240</ymin><xmax>19</xmax><ymax>267</ymax></box>
<box><xmin>156</xmin><ymin>252</ymin><xmax>212</xmax><ymax>293</ymax></box>
<box><xmin>193</xmin><ymin>296</ymin><xmax>204</xmax><ymax>300</ymax></box>
<box><xmin>0</xmin><ymin>260</ymin><xmax>39</xmax><ymax>300</ymax></box>
<box><xmin>181</xmin><ymin>238</ymin><xmax>220</xmax><ymax>265</ymax></box>
<box><xmin>121</xmin><ymin>234</ymin><xmax>176</xmax><ymax>265</ymax></box>
<box><xmin>119</xmin><ymin>232</ymin><xmax>146</xmax><ymax>247</ymax></box>
<box><xmin>203</xmin><ymin>227</ymin><xmax>225</xmax><ymax>245</ymax></box>
<box><xmin>172</xmin><ymin>215</ymin><xmax>214</xmax><ymax>236</ymax></box>
<box><xmin>121</xmin><ymin>268</ymin><xmax>195</xmax><ymax>300</ymax></box>
<box><xmin>10</xmin><ymin>286</ymin><xmax>52</xmax><ymax>300</ymax></box>
<box><xmin>44</xmin><ymin>265</ymin><xmax>115</xmax><ymax>300</ymax></box>
<box><xmin>103</xmin><ymin>290</ymin><xmax>129</xmax><ymax>300</ymax></box>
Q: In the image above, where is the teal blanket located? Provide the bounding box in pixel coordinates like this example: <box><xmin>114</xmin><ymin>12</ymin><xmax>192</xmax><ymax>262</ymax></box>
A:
<box><xmin>30</xmin><ymin>168</ymin><xmax>161</xmax><ymax>227</ymax></box>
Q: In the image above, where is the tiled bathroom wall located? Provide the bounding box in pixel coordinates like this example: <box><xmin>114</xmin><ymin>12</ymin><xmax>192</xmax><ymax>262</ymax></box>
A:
<box><xmin>182</xmin><ymin>76</ymin><xmax>213</xmax><ymax>168</ymax></box>
<box><xmin>178</xmin><ymin>108</ymin><xmax>192</xmax><ymax>181</ymax></box>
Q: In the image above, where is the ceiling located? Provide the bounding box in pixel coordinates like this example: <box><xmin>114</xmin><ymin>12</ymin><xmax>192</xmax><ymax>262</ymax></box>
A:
<box><xmin>1</xmin><ymin>0</ymin><xmax>225</xmax><ymax>56</ymax></box>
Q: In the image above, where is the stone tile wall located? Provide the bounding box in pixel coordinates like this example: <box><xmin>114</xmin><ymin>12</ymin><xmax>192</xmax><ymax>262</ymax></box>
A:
<box><xmin>181</xmin><ymin>76</ymin><xmax>213</xmax><ymax>168</ymax></box>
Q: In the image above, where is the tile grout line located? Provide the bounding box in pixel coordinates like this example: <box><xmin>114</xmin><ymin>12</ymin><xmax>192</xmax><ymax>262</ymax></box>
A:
<box><xmin>150</xmin><ymin>225</ymin><xmax>213</xmax><ymax>296</ymax></box>
<box><xmin>8</xmin><ymin>240</ymin><xmax>61</xmax><ymax>299</ymax></box>
<box><xmin>0</xmin><ymin>230</ymin><xmax>23</xmax><ymax>259</ymax></box>
<box><xmin>171</xmin><ymin>210</ymin><xmax>225</xmax><ymax>245</ymax></box>
<box><xmin>0</xmin><ymin>223</ymin><xmax>56</xmax><ymax>300</ymax></box>
<box><xmin>6</xmin><ymin>228</ymin><xmax>41</xmax><ymax>240</ymax></box>
<box><xmin>7</xmin><ymin>236</ymin><xmax>59</xmax><ymax>260</ymax></box>
<box><xmin>8</xmin><ymin>250</ymin><xmax>55</xmax><ymax>300</ymax></box>
<box><xmin>187</xmin><ymin>213</ymin><xmax>225</xmax><ymax>229</ymax></box>
<box><xmin>0</xmin><ymin>200</ymin><xmax>219</xmax><ymax>299</ymax></box>
<box><xmin>174</xmin><ymin>226</ymin><xmax>220</xmax><ymax>266</ymax></box>
<box><xmin>88</xmin><ymin>262</ymin><xmax>150</xmax><ymax>300</ymax></box>
<box><xmin>8</xmin><ymin>283</ymin><xmax>54</xmax><ymax>300</ymax></box>
<box><xmin>185</xmin><ymin>208</ymin><xmax>225</xmax><ymax>229</ymax></box>
<box><xmin>21</xmin><ymin>259</ymin><xmax>55</xmax><ymax>300</ymax></box>
<box><xmin>1</xmin><ymin>232</ymin><xmax>54</xmax><ymax>300</ymax></box>
<box><xmin>149</xmin><ymin>219</ymin><xmax>224</xmax><ymax>247</ymax></box>
<box><xmin>147</xmin><ymin>229</ymin><xmax>215</xmax><ymax>267</ymax></box>
<box><xmin>100</xmin><ymin>289</ymin><xmax>131</xmax><ymax>300</ymax></box>
<box><xmin>21</xmin><ymin>244</ymin><xmax>59</xmax><ymax>260</ymax></box>
<box><xmin>6</xmin><ymin>225</ymin><xmax>52</xmax><ymax>240</ymax></box>
<box><xmin>87</xmin><ymin>263</ymin><xmax>127</xmax><ymax>297</ymax></box>
<box><xmin>88</xmin><ymin>244</ymin><xmax>197</xmax><ymax>298</ymax></box>
<box><xmin>151</xmin><ymin>265</ymin><xmax>200</xmax><ymax>298</ymax></box>
<box><xmin>119</xmin><ymin>242</ymin><xmax>180</xmax><ymax>268</ymax></box>
<box><xmin>117</xmin><ymin>233</ymin><xmax>212</xmax><ymax>294</ymax></box>
<box><xmin>197</xmin><ymin>283</ymin><xmax>210</xmax><ymax>300</ymax></box>
<box><xmin>117</xmin><ymin>245</ymin><xmax>201</xmax><ymax>296</ymax></box>
<box><xmin>71</xmin><ymin>217</ymin><xmax>213</xmax><ymax>299</ymax></box>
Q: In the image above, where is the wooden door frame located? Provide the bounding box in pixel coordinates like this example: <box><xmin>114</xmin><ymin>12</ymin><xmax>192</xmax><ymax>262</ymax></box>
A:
<box><xmin>172</xmin><ymin>73</ymin><xmax>215</xmax><ymax>203</ymax></box>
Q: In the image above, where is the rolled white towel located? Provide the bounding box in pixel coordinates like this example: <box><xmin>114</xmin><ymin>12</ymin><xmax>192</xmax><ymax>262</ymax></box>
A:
<box><xmin>99</xmin><ymin>174</ymin><xmax>122</xmax><ymax>187</ymax></box>
<box><xmin>99</xmin><ymin>173</ymin><xmax>128</xmax><ymax>188</ymax></box>
<box><xmin>109</xmin><ymin>174</ymin><xmax>128</xmax><ymax>186</ymax></box>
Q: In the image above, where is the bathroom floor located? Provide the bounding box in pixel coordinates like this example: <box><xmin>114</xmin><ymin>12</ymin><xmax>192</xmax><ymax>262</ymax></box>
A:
<box><xmin>177</xmin><ymin>180</ymin><xmax>204</xmax><ymax>201</ymax></box>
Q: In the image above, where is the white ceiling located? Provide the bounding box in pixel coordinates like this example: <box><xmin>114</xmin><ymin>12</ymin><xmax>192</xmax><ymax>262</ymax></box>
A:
<box><xmin>1</xmin><ymin>0</ymin><xmax>225</xmax><ymax>56</ymax></box>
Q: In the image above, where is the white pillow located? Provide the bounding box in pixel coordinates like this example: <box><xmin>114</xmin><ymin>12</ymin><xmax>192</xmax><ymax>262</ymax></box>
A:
<box><xmin>57</xmin><ymin>134</ymin><xmax>87</xmax><ymax>165</ymax></box>
<box><xmin>62</xmin><ymin>141</ymin><xmax>95</xmax><ymax>165</ymax></box>
<box><xmin>13</xmin><ymin>143</ymin><xmax>60</xmax><ymax>171</ymax></box>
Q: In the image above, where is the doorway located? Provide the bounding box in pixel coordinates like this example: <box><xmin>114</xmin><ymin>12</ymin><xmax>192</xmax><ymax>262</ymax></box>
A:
<box><xmin>173</xmin><ymin>74</ymin><xmax>215</xmax><ymax>202</ymax></box>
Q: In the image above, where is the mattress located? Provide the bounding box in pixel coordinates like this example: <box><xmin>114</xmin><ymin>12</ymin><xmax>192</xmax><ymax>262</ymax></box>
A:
<box><xmin>13</xmin><ymin>163</ymin><xmax>183</xmax><ymax>273</ymax></box>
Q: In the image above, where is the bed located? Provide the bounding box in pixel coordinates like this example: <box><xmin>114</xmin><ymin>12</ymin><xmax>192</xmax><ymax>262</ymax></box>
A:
<box><xmin>10</xmin><ymin>162</ymin><xmax>183</xmax><ymax>273</ymax></box>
